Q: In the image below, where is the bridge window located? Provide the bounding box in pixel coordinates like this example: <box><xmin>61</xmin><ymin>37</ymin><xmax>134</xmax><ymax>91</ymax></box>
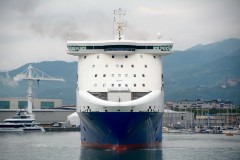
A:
<box><xmin>136</xmin><ymin>46</ymin><xmax>146</xmax><ymax>49</ymax></box>
<box><xmin>104</xmin><ymin>45</ymin><xmax>135</xmax><ymax>51</ymax></box>
<box><xmin>94</xmin><ymin>46</ymin><xmax>103</xmax><ymax>49</ymax></box>
<box><xmin>86</xmin><ymin>46</ymin><xmax>93</xmax><ymax>49</ymax></box>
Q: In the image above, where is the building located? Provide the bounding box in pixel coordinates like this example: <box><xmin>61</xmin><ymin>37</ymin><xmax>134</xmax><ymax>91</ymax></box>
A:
<box><xmin>196</xmin><ymin>113</ymin><xmax>240</xmax><ymax>127</ymax></box>
<box><xmin>165</xmin><ymin>100</ymin><xmax>240</xmax><ymax>128</ymax></box>
<box><xmin>163</xmin><ymin>109</ymin><xmax>194</xmax><ymax>129</ymax></box>
<box><xmin>0</xmin><ymin>97</ymin><xmax>62</xmax><ymax>110</ymax></box>
<box><xmin>0</xmin><ymin>97</ymin><xmax>75</xmax><ymax>124</ymax></box>
<box><xmin>166</xmin><ymin>99</ymin><xmax>236</xmax><ymax>110</ymax></box>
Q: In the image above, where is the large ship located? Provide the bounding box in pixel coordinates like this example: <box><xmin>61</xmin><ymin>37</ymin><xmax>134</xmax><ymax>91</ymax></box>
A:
<box><xmin>67</xmin><ymin>9</ymin><xmax>173</xmax><ymax>150</ymax></box>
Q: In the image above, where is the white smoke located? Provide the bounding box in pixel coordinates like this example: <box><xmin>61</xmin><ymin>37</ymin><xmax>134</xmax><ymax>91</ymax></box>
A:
<box><xmin>0</xmin><ymin>72</ymin><xmax>18</xmax><ymax>87</ymax></box>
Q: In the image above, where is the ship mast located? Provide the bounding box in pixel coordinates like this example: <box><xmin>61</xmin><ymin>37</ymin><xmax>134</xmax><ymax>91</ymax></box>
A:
<box><xmin>14</xmin><ymin>65</ymin><xmax>64</xmax><ymax>114</ymax></box>
<box><xmin>113</xmin><ymin>8</ymin><xmax>127</xmax><ymax>40</ymax></box>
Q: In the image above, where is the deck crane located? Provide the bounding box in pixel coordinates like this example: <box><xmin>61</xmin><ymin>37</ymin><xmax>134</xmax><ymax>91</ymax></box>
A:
<box><xmin>14</xmin><ymin>64</ymin><xmax>64</xmax><ymax>115</ymax></box>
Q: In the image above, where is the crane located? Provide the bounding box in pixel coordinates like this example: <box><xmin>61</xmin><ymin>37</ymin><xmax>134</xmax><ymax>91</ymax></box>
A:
<box><xmin>14</xmin><ymin>64</ymin><xmax>64</xmax><ymax>114</ymax></box>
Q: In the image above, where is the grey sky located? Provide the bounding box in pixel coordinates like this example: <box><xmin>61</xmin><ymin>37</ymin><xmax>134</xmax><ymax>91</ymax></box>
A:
<box><xmin>0</xmin><ymin>0</ymin><xmax>240</xmax><ymax>71</ymax></box>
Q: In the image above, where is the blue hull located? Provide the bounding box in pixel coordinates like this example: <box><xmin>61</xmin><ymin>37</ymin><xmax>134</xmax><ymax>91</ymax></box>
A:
<box><xmin>79</xmin><ymin>112</ymin><xmax>163</xmax><ymax>150</ymax></box>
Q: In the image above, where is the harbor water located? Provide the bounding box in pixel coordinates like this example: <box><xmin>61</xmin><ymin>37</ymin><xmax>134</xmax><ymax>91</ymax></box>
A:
<box><xmin>0</xmin><ymin>132</ymin><xmax>240</xmax><ymax>160</ymax></box>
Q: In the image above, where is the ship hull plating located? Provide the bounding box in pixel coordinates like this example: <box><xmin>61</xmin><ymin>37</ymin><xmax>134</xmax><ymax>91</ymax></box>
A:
<box><xmin>78</xmin><ymin>112</ymin><xmax>163</xmax><ymax>150</ymax></box>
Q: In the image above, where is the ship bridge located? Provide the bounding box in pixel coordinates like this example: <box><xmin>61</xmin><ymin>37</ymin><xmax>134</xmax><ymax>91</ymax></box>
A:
<box><xmin>67</xmin><ymin>40</ymin><xmax>173</xmax><ymax>56</ymax></box>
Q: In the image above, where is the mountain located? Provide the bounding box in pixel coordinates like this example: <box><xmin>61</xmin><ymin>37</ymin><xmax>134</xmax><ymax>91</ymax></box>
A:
<box><xmin>0</xmin><ymin>38</ymin><xmax>240</xmax><ymax>104</ymax></box>
<box><xmin>163</xmin><ymin>38</ymin><xmax>240</xmax><ymax>103</ymax></box>
<box><xmin>187</xmin><ymin>38</ymin><xmax>240</xmax><ymax>53</ymax></box>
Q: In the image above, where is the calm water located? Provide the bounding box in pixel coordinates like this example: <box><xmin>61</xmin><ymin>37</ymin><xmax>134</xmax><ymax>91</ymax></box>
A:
<box><xmin>0</xmin><ymin>132</ymin><xmax>240</xmax><ymax>160</ymax></box>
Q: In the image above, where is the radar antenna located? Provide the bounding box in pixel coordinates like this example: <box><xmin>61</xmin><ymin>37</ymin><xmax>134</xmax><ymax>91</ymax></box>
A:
<box><xmin>113</xmin><ymin>8</ymin><xmax>127</xmax><ymax>40</ymax></box>
<box><xmin>14</xmin><ymin>65</ymin><xmax>64</xmax><ymax>114</ymax></box>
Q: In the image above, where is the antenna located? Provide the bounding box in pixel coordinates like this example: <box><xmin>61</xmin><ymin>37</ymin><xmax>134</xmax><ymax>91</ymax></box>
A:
<box><xmin>157</xmin><ymin>33</ymin><xmax>162</xmax><ymax>40</ymax></box>
<box><xmin>14</xmin><ymin>64</ymin><xmax>64</xmax><ymax>114</ymax></box>
<box><xmin>113</xmin><ymin>8</ymin><xmax>127</xmax><ymax>40</ymax></box>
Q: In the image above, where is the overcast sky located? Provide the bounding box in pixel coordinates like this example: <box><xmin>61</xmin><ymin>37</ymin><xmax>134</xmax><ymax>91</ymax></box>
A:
<box><xmin>0</xmin><ymin>0</ymin><xmax>240</xmax><ymax>71</ymax></box>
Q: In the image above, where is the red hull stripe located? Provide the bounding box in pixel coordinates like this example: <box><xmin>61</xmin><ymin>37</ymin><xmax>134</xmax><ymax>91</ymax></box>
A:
<box><xmin>81</xmin><ymin>142</ymin><xmax>161</xmax><ymax>150</ymax></box>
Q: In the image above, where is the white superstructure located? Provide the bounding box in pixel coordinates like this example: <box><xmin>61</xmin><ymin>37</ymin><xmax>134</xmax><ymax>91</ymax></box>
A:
<box><xmin>67</xmin><ymin>40</ymin><xmax>173</xmax><ymax>113</ymax></box>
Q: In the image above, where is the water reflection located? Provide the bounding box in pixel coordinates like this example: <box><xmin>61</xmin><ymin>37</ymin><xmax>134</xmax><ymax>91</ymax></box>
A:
<box><xmin>80</xmin><ymin>148</ymin><xmax>163</xmax><ymax>160</ymax></box>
